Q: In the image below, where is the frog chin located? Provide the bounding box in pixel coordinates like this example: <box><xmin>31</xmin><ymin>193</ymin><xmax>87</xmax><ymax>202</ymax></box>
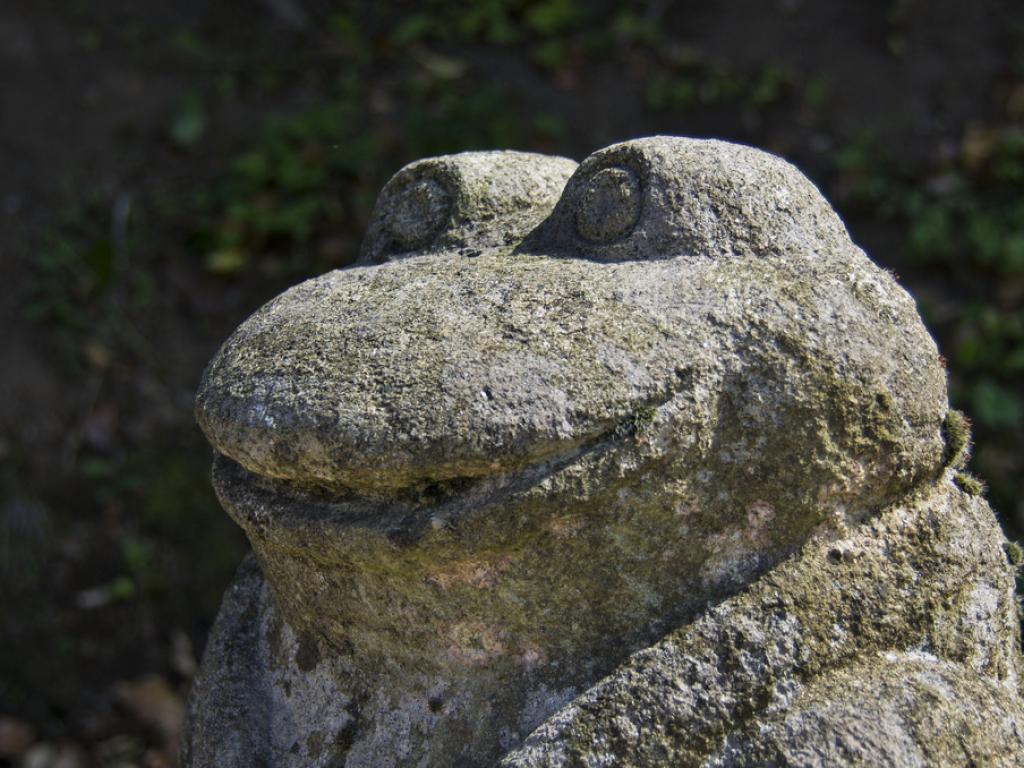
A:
<box><xmin>205</xmin><ymin>413</ymin><xmax>701</xmax><ymax>676</ymax></box>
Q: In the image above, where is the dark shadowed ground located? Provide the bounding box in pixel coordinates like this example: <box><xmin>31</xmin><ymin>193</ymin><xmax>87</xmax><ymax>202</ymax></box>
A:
<box><xmin>1</xmin><ymin>1</ymin><xmax>1022</xmax><ymax>765</ymax></box>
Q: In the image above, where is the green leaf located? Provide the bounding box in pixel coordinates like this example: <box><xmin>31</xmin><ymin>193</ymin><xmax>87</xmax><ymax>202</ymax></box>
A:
<box><xmin>105</xmin><ymin>576</ymin><xmax>137</xmax><ymax>601</ymax></box>
<box><xmin>392</xmin><ymin>14</ymin><xmax>437</xmax><ymax>45</ymax></box>
<box><xmin>169</xmin><ymin>30</ymin><xmax>208</xmax><ymax>60</ymax></box>
<box><xmin>122</xmin><ymin>536</ymin><xmax>155</xmax><ymax>574</ymax></box>
<box><xmin>525</xmin><ymin>0</ymin><xmax>580</xmax><ymax>36</ymax></box>
<box><xmin>170</xmin><ymin>95</ymin><xmax>207</xmax><ymax>148</ymax></box>
<box><xmin>970</xmin><ymin>379</ymin><xmax>1024</xmax><ymax>428</ymax></box>
<box><xmin>609</xmin><ymin>10</ymin><xmax>658</xmax><ymax>44</ymax></box>
<box><xmin>417</xmin><ymin>52</ymin><xmax>467</xmax><ymax>81</ymax></box>
<box><xmin>79</xmin><ymin>456</ymin><xmax>118</xmax><ymax>480</ymax></box>
<box><xmin>750</xmin><ymin>67</ymin><xmax>793</xmax><ymax>107</ymax></box>
<box><xmin>803</xmin><ymin>75</ymin><xmax>831</xmax><ymax>110</ymax></box>
<box><xmin>231</xmin><ymin>152</ymin><xmax>269</xmax><ymax>182</ymax></box>
<box><xmin>532</xmin><ymin>39</ymin><xmax>568</xmax><ymax>71</ymax></box>
<box><xmin>907</xmin><ymin>204</ymin><xmax>954</xmax><ymax>259</ymax></box>
<box><xmin>84</xmin><ymin>237</ymin><xmax>115</xmax><ymax>288</ymax></box>
<box><xmin>532</xmin><ymin>113</ymin><xmax>565</xmax><ymax>139</ymax></box>
<box><xmin>205</xmin><ymin>249</ymin><xmax>249</xmax><ymax>276</ymax></box>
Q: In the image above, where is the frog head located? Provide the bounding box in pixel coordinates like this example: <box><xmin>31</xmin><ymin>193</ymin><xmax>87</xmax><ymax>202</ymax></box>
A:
<box><xmin>195</xmin><ymin>137</ymin><xmax>947</xmax><ymax>692</ymax></box>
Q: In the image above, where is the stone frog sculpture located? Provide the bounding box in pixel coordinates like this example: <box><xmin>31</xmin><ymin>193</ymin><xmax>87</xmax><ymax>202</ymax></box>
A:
<box><xmin>183</xmin><ymin>137</ymin><xmax>1024</xmax><ymax>767</ymax></box>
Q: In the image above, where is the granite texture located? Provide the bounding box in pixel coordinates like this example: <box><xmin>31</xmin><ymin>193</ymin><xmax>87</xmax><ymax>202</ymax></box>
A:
<box><xmin>184</xmin><ymin>137</ymin><xmax>1024</xmax><ymax>767</ymax></box>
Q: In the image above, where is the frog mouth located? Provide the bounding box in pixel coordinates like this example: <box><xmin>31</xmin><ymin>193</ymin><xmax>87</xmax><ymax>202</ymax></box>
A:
<box><xmin>200</xmin><ymin>394</ymin><xmax>641</xmax><ymax>501</ymax></box>
<box><xmin>195</xmin><ymin>251</ymin><xmax>699</xmax><ymax>501</ymax></box>
<box><xmin>206</xmin><ymin>393</ymin><xmax>666</xmax><ymax>542</ymax></box>
<box><xmin>204</xmin><ymin>380</ymin><xmax>675</xmax><ymax>524</ymax></box>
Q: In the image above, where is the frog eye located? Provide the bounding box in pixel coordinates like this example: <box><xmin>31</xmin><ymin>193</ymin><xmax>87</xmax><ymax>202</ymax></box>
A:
<box><xmin>360</xmin><ymin>152</ymin><xmax>577</xmax><ymax>264</ymax></box>
<box><xmin>574</xmin><ymin>166</ymin><xmax>642</xmax><ymax>243</ymax></box>
<box><xmin>387</xmin><ymin>177</ymin><xmax>453</xmax><ymax>250</ymax></box>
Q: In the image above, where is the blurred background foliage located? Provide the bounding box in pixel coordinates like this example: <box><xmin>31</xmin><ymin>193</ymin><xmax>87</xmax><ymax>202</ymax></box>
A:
<box><xmin>0</xmin><ymin>1</ymin><xmax>1022</xmax><ymax>765</ymax></box>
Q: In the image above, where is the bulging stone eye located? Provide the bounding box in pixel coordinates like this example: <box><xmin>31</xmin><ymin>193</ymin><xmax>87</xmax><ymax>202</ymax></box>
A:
<box><xmin>387</xmin><ymin>177</ymin><xmax>452</xmax><ymax>250</ymax></box>
<box><xmin>574</xmin><ymin>166</ymin><xmax>642</xmax><ymax>243</ymax></box>
<box><xmin>360</xmin><ymin>151</ymin><xmax>577</xmax><ymax>263</ymax></box>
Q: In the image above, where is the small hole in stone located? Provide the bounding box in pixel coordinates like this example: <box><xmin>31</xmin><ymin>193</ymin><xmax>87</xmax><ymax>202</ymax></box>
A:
<box><xmin>428</xmin><ymin>696</ymin><xmax>444</xmax><ymax>713</ymax></box>
<box><xmin>827</xmin><ymin>548</ymin><xmax>843</xmax><ymax>563</ymax></box>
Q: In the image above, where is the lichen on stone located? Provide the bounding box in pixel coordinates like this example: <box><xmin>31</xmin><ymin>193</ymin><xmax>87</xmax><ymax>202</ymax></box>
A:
<box><xmin>184</xmin><ymin>137</ymin><xmax>1024</xmax><ymax>767</ymax></box>
<box><xmin>942</xmin><ymin>408</ymin><xmax>972</xmax><ymax>469</ymax></box>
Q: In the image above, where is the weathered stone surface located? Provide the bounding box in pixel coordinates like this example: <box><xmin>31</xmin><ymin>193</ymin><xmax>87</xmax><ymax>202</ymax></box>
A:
<box><xmin>500</xmin><ymin>480</ymin><xmax>1024</xmax><ymax>767</ymax></box>
<box><xmin>718</xmin><ymin>652</ymin><xmax>1024</xmax><ymax>767</ymax></box>
<box><xmin>184</xmin><ymin>137</ymin><xmax>1023</xmax><ymax>766</ymax></box>
<box><xmin>359</xmin><ymin>150</ymin><xmax>577</xmax><ymax>264</ymax></box>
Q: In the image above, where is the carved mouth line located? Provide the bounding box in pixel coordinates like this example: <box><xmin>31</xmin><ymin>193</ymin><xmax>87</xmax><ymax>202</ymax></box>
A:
<box><xmin>211</xmin><ymin>393</ymin><xmax>677</xmax><ymax>539</ymax></box>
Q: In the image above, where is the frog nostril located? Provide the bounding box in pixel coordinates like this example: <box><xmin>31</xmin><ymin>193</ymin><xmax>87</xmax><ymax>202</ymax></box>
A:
<box><xmin>575</xmin><ymin>165</ymin><xmax>642</xmax><ymax>243</ymax></box>
<box><xmin>388</xmin><ymin>176</ymin><xmax>452</xmax><ymax>250</ymax></box>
